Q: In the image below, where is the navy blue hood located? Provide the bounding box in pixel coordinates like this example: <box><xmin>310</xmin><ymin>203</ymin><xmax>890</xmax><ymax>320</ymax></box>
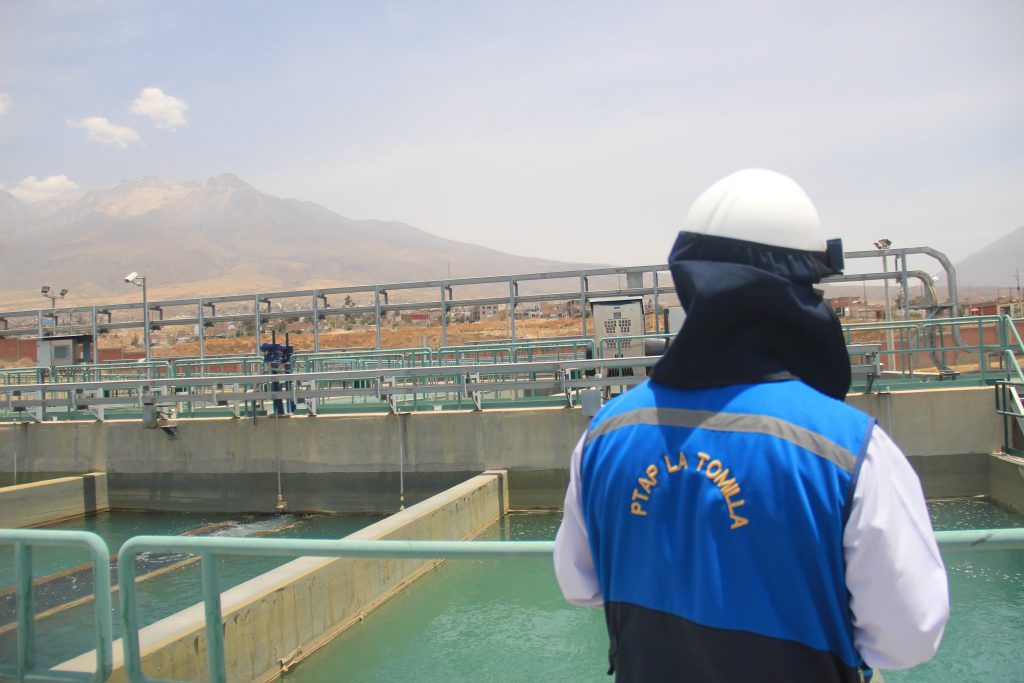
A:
<box><xmin>651</xmin><ymin>232</ymin><xmax>851</xmax><ymax>400</ymax></box>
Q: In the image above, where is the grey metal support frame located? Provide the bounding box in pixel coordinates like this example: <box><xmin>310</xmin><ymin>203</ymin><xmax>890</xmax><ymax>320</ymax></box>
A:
<box><xmin>440</xmin><ymin>284</ymin><xmax>449</xmax><ymax>347</ymax></box>
<box><xmin>652</xmin><ymin>270</ymin><xmax>660</xmax><ymax>334</ymax></box>
<box><xmin>198</xmin><ymin>298</ymin><xmax>206</xmax><ymax>359</ymax></box>
<box><xmin>580</xmin><ymin>275</ymin><xmax>589</xmax><ymax>338</ymax></box>
<box><xmin>0</xmin><ymin>251</ymin><xmax>960</xmax><ymax>356</ymax></box>
<box><xmin>374</xmin><ymin>287</ymin><xmax>384</xmax><ymax>350</ymax></box>
<box><xmin>311</xmin><ymin>292</ymin><xmax>320</xmax><ymax>353</ymax></box>
<box><xmin>141</xmin><ymin>279</ymin><xmax>151</xmax><ymax>363</ymax></box>
<box><xmin>90</xmin><ymin>306</ymin><xmax>99</xmax><ymax>364</ymax></box>
<box><xmin>843</xmin><ymin>246</ymin><xmax>959</xmax><ymax>317</ymax></box>
<box><xmin>508</xmin><ymin>279</ymin><xmax>518</xmax><ymax>341</ymax></box>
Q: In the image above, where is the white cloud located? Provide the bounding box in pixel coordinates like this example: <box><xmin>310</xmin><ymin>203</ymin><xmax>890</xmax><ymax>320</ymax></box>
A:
<box><xmin>0</xmin><ymin>92</ymin><xmax>10</xmax><ymax>116</ymax></box>
<box><xmin>67</xmin><ymin>116</ymin><xmax>140</xmax><ymax>148</ymax></box>
<box><xmin>131</xmin><ymin>87</ymin><xmax>188</xmax><ymax>130</ymax></box>
<box><xmin>9</xmin><ymin>175</ymin><xmax>81</xmax><ymax>204</ymax></box>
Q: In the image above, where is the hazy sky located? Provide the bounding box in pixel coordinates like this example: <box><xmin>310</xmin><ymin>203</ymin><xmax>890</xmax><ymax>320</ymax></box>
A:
<box><xmin>1</xmin><ymin>1</ymin><xmax>1022</xmax><ymax>272</ymax></box>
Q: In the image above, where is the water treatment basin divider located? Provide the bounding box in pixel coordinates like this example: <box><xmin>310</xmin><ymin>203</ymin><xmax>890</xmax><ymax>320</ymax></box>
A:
<box><xmin>2</xmin><ymin>528</ymin><xmax>1024</xmax><ymax>683</ymax></box>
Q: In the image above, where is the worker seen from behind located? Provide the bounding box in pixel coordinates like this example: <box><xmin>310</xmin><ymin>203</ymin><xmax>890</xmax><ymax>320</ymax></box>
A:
<box><xmin>553</xmin><ymin>169</ymin><xmax>949</xmax><ymax>682</ymax></box>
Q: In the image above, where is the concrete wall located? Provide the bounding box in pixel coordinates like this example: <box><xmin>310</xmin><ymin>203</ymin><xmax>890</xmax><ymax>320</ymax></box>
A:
<box><xmin>0</xmin><ymin>386</ymin><xmax>1006</xmax><ymax>510</ymax></box>
<box><xmin>990</xmin><ymin>455</ymin><xmax>1024</xmax><ymax>514</ymax></box>
<box><xmin>849</xmin><ymin>387</ymin><xmax>1004</xmax><ymax>498</ymax></box>
<box><xmin>0</xmin><ymin>408</ymin><xmax>586</xmax><ymax>512</ymax></box>
<box><xmin>0</xmin><ymin>473</ymin><xmax>108</xmax><ymax>527</ymax></box>
<box><xmin>57</xmin><ymin>470</ymin><xmax>509</xmax><ymax>683</ymax></box>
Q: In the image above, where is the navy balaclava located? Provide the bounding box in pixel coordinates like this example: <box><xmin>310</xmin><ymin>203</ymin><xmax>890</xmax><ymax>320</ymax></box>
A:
<box><xmin>650</xmin><ymin>169</ymin><xmax>852</xmax><ymax>400</ymax></box>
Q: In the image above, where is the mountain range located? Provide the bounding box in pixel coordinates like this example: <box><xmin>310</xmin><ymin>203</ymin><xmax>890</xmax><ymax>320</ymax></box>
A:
<box><xmin>954</xmin><ymin>225</ymin><xmax>1024</xmax><ymax>291</ymax></box>
<box><xmin>0</xmin><ymin>174</ymin><xmax>593</xmax><ymax>308</ymax></box>
<box><xmin>1</xmin><ymin>174</ymin><xmax>1020</xmax><ymax>310</ymax></box>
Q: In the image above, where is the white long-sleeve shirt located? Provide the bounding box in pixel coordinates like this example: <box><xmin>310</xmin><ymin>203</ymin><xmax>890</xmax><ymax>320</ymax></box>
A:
<box><xmin>553</xmin><ymin>424</ymin><xmax>950</xmax><ymax>670</ymax></box>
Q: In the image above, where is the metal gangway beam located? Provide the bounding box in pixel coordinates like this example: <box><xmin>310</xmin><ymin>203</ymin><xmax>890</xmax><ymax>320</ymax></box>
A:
<box><xmin>0</xmin><ymin>356</ymin><xmax>658</xmax><ymax>419</ymax></box>
<box><xmin>0</xmin><ymin>247</ymin><xmax>963</xmax><ymax>357</ymax></box>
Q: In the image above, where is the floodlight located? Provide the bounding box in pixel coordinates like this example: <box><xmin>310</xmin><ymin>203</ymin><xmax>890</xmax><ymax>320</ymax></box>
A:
<box><xmin>59</xmin><ymin>288</ymin><xmax>68</xmax><ymax>297</ymax></box>
<box><xmin>41</xmin><ymin>285</ymin><xmax>50</xmax><ymax>294</ymax></box>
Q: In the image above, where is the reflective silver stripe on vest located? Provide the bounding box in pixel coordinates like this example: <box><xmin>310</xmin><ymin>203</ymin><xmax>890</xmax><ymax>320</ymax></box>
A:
<box><xmin>587</xmin><ymin>407</ymin><xmax>857</xmax><ymax>472</ymax></box>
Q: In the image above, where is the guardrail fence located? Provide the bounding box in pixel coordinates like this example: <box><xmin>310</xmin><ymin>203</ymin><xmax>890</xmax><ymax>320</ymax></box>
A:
<box><xmin>2</xmin><ymin>527</ymin><xmax>1023</xmax><ymax>683</ymax></box>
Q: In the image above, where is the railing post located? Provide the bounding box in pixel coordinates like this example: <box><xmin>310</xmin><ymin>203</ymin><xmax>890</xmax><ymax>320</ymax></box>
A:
<box><xmin>508</xmin><ymin>279</ymin><xmax>517</xmax><ymax>342</ymax></box>
<box><xmin>15</xmin><ymin>542</ymin><xmax>36</xmax><ymax>678</ymax></box>
<box><xmin>119</xmin><ymin>541</ymin><xmax>145</xmax><ymax>683</ymax></box>
<box><xmin>91</xmin><ymin>306</ymin><xmax>100</xmax><ymax>365</ymax></box>
<box><xmin>253</xmin><ymin>295</ymin><xmax>262</xmax><ymax>355</ymax></box>
<box><xmin>374</xmin><ymin>287</ymin><xmax>383</xmax><ymax>350</ymax></box>
<box><xmin>579</xmin><ymin>275</ymin><xmax>587</xmax><ymax>338</ymax></box>
<box><xmin>440</xmin><ymin>284</ymin><xmax>448</xmax><ymax>348</ymax></box>
<box><xmin>652</xmin><ymin>269</ymin><xmax>660</xmax><ymax>334</ymax></box>
<box><xmin>312</xmin><ymin>291</ymin><xmax>320</xmax><ymax>354</ymax></box>
<box><xmin>201</xmin><ymin>550</ymin><xmax>228</xmax><ymax>683</ymax></box>
<box><xmin>198</xmin><ymin>298</ymin><xmax>206</xmax><ymax>362</ymax></box>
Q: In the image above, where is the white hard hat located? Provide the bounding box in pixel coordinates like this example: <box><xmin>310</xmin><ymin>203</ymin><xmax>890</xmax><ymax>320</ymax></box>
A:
<box><xmin>682</xmin><ymin>169</ymin><xmax>826</xmax><ymax>252</ymax></box>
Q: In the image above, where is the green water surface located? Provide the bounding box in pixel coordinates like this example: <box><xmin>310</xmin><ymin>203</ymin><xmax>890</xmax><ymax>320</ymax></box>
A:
<box><xmin>286</xmin><ymin>501</ymin><xmax>1023</xmax><ymax>683</ymax></box>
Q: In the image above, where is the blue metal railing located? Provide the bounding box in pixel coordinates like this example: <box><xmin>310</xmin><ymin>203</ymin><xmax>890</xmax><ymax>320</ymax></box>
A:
<box><xmin>0</xmin><ymin>529</ymin><xmax>113</xmax><ymax>683</ymax></box>
<box><xmin>2</xmin><ymin>528</ymin><xmax>1023</xmax><ymax>682</ymax></box>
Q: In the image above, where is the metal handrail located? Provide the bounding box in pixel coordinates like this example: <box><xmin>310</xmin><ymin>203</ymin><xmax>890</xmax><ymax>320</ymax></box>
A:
<box><xmin>0</xmin><ymin>368</ymin><xmax>47</xmax><ymax>387</ymax></box>
<box><xmin>117</xmin><ymin>536</ymin><xmax>554</xmax><ymax>683</ymax></box>
<box><xmin>1001</xmin><ymin>315</ymin><xmax>1024</xmax><ymax>358</ymax></box>
<box><xmin>437</xmin><ymin>339</ymin><xmax>596</xmax><ymax>364</ymax></box>
<box><xmin>0</xmin><ymin>357</ymin><xmax>659</xmax><ymax>416</ymax></box>
<box><xmin>113</xmin><ymin>529</ymin><xmax>1024</xmax><ymax>683</ymax></box>
<box><xmin>53</xmin><ymin>361</ymin><xmax>173</xmax><ymax>383</ymax></box>
<box><xmin>3</xmin><ymin>316</ymin><xmax>1022</xmax><ymax>418</ymax></box>
<box><xmin>293</xmin><ymin>347</ymin><xmax>433</xmax><ymax>369</ymax></box>
<box><xmin>0</xmin><ymin>529</ymin><xmax>113</xmax><ymax>683</ymax></box>
<box><xmin>995</xmin><ymin>377</ymin><xmax>1024</xmax><ymax>456</ymax></box>
<box><xmin>0</xmin><ymin>527</ymin><xmax>1020</xmax><ymax>682</ymax></box>
<box><xmin>0</xmin><ymin>357</ymin><xmax>656</xmax><ymax>395</ymax></box>
<box><xmin>1004</xmin><ymin>351</ymin><xmax>1024</xmax><ymax>385</ymax></box>
<box><xmin>170</xmin><ymin>356</ymin><xmax>262</xmax><ymax>378</ymax></box>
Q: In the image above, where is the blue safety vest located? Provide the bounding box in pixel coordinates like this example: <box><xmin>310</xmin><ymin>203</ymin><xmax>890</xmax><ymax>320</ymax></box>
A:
<box><xmin>580</xmin><ymin>378</ymin><xmax>875</xmax><ymax>682</ymax></box>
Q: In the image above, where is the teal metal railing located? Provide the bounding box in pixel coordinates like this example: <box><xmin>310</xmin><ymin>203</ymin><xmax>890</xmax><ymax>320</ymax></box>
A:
<box><xmin>436</xmin><ymin>339</ymin><xmax>595</xmax><ymax>366</ymax></box>
<box><xmin>117</xmin><ymin>530</ymin><xmax>1024</xmax><ymax>683</ymax></box>
<box><xmin>294</xmin><ymin>347</ymin><xmax>434</xmax><ymax>372</ymax></box>
<box><xmin>52</xmin><ymin>361</ymin><xmax>173</xmax><ymax>383</ymax></box>
<box><xmin>170</xmin><ymin>356</ymin><xmax>263</xmax><ymax>378</ymax></box>
<box><xmin>3</xmin><ymin>316</ymin><xmax>1023</xmax><ymax>421</ymax></box>
<box><xmin>0</xmin><ymin>367</ymin><xmax>47</xmax><ymax>387</ymax></box>
<box><xmin>842</xmin><ymin>315</ymin><xmax>1024</xmax><ymax>381</ymax></box>
<box><xmin>995</xmin><ymin>377</ymin><xmax>1024</xmax><ymax>456</ymax></box>
<box><xmin>2</xmin><ymin>527</ymin><xmax>1024</xmax><ymax>682</ymax></box>
<box><xmin>0</xmin><ymin>529</ymin><xmax>113</xmax><ymax>683</ymax></box>
<box><xmin>116</xmin><ymin>536</ymin><xmax>554</xmax><ymax>683</ymax></box>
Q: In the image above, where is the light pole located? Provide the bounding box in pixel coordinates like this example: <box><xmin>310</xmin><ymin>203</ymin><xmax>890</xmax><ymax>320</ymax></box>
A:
<box><xmin>40</xmin><ymin>286</ymin><xmax>68</xmax><ymax>335</ymax></box>
<box><xmin>874</xmin><ymin>239</ymin><xmax>895</xmax><ymax>360</ymax></box>
<box><xmin>124</xmin><ymin>272</ymin><xmax>150</xmax><ymax>362</ymax></box>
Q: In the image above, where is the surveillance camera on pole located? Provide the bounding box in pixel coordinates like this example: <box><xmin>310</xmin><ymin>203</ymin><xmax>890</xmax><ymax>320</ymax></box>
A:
<box><xmin>123</xmin><ymin>272</ymin><xmax>151</xmax><ymax>362</ymax></box>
